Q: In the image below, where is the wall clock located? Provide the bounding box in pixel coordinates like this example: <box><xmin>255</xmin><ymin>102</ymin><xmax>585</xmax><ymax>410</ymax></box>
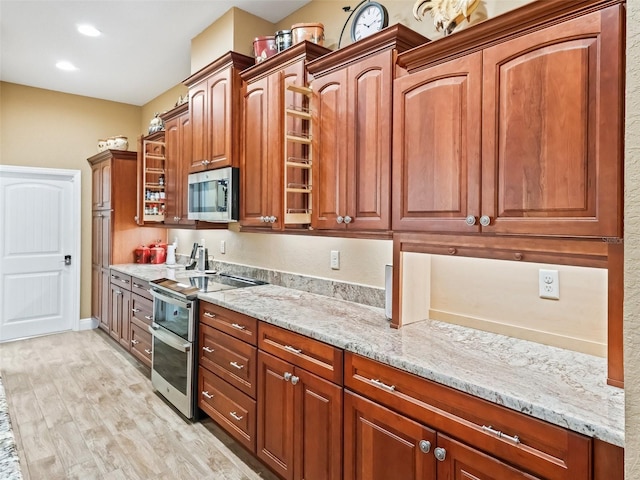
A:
<box><xmin>350</xmin><ymin>1</ymin><xmax>389</xmax><ymax>42</ymax></box>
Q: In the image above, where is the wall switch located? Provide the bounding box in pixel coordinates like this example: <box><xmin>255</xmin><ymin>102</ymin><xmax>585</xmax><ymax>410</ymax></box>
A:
<box><xmin>330</xmin><ymin>250</ymin><xmax>340</xmax><ymax>270</ymax></box>
<box><xmin>220</xmin><ymin>240</ymin><xmax>226</xmax><ymax>254</ymax></box>
<box><xmin>539</xmin><ymin>269</ymin><xmax>559</xmax><ymax>300</ymax></box>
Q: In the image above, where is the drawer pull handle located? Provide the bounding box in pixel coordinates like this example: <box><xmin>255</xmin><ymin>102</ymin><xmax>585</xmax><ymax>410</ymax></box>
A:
<box><xmin>122</xmin><ymin>279</ymin><xmax>130</xmax><ymax>284</ymax></box>
<box><xmin>419</xmin><ymin>440</ymin><xmax>431</xmax><ymax>454</ymax></box>
<box><xmin>202</xmin><ymin>346</ymin><xmax>215</xmax><ymax>353</ymax></box>
<box><xmin>369</xmin><ymin>378</ymin><xmax>396</xmax><ymax>392</ymax></box>
<box><xmin>434</xmin><ymin>447</ymin><xmax>447</xmax><ymax>462</ymax></box>
<box><xmin>284</xmin><ymin>345</ymin><xmax>302</xmax><ymax>355</ymax></box>
<box><xmin>132</xmin><ymin>308</ymin><xmax>141</xmax><ymax>313</ymax></box>
<box><xmin>133</xmin><ymin>283</ymin><xmax>143</xmax><ymax>288</ymax></box>
<box><xmin>144</xmin><ymin>349</ymin><xmax>152</xmax><ymax>355</ymax></box>
<box><xmin>230</xmin><ymin>361</ymin><xmax>244</xmax><ymax>370</ymax></box>
<box><xmin>131</xmin><ymin>339</ymin><xmax>140</xmax><ymax>345</ymax></box>
<box><xmin>111</xmin><ymin>274</ymin><xmax>119</xmax><ymax>279</ymax></box>
<box><xmin>231</xmin><ymin>323</ymin><xmax>246</xmax><ymax>331</ymax></box>
<box><xmin>204</xmin><ymin>312</ymin><xmax>216</xmax><ymax>318</ymax></box>
<box><xmin>229</xmin><ymin>411</ymin><xmax>244</xmax><ymax>421</ymax></box>
<box><xmin>481</xmin><ymin>425</ymin><xmax>521</xmax><ymax>445</ymax></box>
<box><xmin>202</xmin><ymin>391</ymin><xmax>214</xmax><ymax>399</ymax></box>
<box><xmin>144</xmin><ymin>315</ymin><xmax>152</xmax><ymax>321</ymax></box>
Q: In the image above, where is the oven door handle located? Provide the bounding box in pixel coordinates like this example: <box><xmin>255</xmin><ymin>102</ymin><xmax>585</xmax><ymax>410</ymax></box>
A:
<box><xmin>149</xmin><ymin>323</ymin><xmax>191</xmax><ymax>352</ymax></box>
<box><xmin>150</xmin><ymin>289</ymin><xmax>192</xmax><ymax>309</ymax></box>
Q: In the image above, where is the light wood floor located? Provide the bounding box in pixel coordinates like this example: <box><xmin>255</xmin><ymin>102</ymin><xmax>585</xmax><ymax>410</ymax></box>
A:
<box><xmin>0</xmin><ymin>329</ymin><xmax>278</xmax><ymax>480</ymax></box>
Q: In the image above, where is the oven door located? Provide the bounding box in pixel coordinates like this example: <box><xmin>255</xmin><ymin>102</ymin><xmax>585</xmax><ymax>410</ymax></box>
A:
<box><xmin>150</xmin><ymin>288</ymin><xmax>195</xmax><ymax>342</ymax></box>
<box><xmin>150</xmin><ymin>324</ymin><xmax>194</xmax><ymax>419</ymax></box>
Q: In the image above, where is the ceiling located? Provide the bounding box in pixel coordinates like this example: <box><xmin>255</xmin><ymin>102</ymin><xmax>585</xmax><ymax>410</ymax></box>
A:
<box><xmin>0</xmin><ymin>1</ymin><xmax>311</xmax><ymax>106</ymax></box>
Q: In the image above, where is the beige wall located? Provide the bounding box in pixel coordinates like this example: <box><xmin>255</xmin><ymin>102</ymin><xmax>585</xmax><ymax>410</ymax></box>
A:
<box><xmin>140</xmin><ymin>84</ymin><xmax>188</xmax><ymax>136</ymax></box>
<box><xmin>625</xmin><ymin>0</ymin><xmax>639</xmax><ymax>475</ymax></box>
<box><xmin>0</xmin><ymin>81</ymin><xmax>142</xmax><ymax>320</ymax></box>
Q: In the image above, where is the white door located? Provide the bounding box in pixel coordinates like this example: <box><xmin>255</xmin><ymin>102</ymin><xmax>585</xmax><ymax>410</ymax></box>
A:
<box><xmin>0</xmin><ymin>166</ymin><xmax>81</xmax><ymax>342</ymax></box>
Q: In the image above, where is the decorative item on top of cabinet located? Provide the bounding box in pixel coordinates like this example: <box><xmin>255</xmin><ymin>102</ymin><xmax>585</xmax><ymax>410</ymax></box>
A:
<box><xmin>393</xmin><ymin>0</ymin><xmax>624</xmax><ymax>239</ymax></box>
<box><xmin>184</xmin><ymin>51</ymin><xmax>254</xmax><ymax>174</ymax></box>
<box><xmin>412</xmin><ymin>0</ymin><xmax>480</xmax><ymax>36</ymax></box>
<box><xmin>283</xmin><ymin>83</ymin><xmax>313</xmax><ymax>225</ymax></box>
<box><xmin>240</xmin><ymin>41</ymin><xmax>331</xmax><ymax>232</ymax></box>
<box><xmin>306</xmin><ymin>24</ymin><xmax>429</xmax><ymax>236</ymax></box>
<box><xmin>136</xmin><ymin>131</ymin><xmax>166</xmax><ymax>224</ymax></box>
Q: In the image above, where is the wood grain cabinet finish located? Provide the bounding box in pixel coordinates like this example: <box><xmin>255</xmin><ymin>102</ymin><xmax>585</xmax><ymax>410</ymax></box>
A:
<box><xmin>345</xmin><ymin>352</ymin><xmax>591</xmax><ymax>480</ymax></box>
<box><xmin>109</xmin><ymin>279</ymin><xmax>131</xmax><ymax>350</ymax></box>
<box><xmin>308</xmin><ymin>25</ymin><xmax>429</xmax><ymax>234</ymax></box>
<box><xmin>88</xmin><ymin>150</ymin><xmax>165</xmax><ymax>334</ymax></box>
<box><xmin>129</xmin><ymin>288</ymin><xmax>152</xmax><ymax>367</ymax></box>
<box><xmin>393</xmin><ymin>3</ymin><xmax>624</xmax><ymax>238</ymax></box>
<box><xmin>240</xmin><ymin>42</ymin><xmax>330</xmax><ymax>231</ymax></box>
<box><xmin>184</xmin><ymin>52</ymin><xmax>253</xmax><ymax>173</ymax></box>
<box><xmin>257</xmin><ymin>350</ymin><xmax>342</xmax><ymax>480</ymax></box>
<box><xmin>200</xmin><ymin>301</ymin><xmax>258</xmax><ymax>345</ymax></box>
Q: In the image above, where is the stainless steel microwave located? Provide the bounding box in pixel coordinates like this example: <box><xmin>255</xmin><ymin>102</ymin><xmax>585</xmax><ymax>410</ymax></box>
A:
<box><xmin>187</xmin><ymin>167</ymin><xmax>239</xmax><ymax>222</ymax></box>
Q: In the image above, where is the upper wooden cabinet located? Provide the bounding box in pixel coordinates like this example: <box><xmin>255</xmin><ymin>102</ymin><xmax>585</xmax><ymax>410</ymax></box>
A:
<box><xmin>393</xmin><ymin>1</ymin><xmax>624</xmax><ymax>238</ymax></box>
<box><xmin>308</xmin><ymin>25</ymin><xmax>429</xmax><ymax>234</ymax></box>
<box><xmin>184</xmin><ymin>52</ymin><xmax>254</xmax><ymax>173</ymax></box>
<box><xmin>240</xmin><ymin>42</ymin><xmax>331</xmax><ymax>231</ymax></box>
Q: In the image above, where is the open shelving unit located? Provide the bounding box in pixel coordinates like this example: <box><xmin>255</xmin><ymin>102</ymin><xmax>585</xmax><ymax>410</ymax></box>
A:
<box><xmin>284</xmin><ymin>83</ymin><xmax>313</xmax><ymax>225</ymax></box>
<box><xmin>142</xmin><ymin>137</ymin><xmax>166</xmax><ymax>222</ymax></box>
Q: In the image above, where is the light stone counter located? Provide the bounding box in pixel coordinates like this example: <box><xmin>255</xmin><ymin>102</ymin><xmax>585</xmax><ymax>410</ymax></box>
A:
<box><xmin>111</xmin><ymin>264</ymin><xmax>625</xmax><ymax>447</ymax></box>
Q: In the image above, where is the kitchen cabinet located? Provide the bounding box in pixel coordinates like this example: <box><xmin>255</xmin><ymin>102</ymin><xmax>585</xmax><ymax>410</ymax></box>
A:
<box><xmin>136</xmin><ymin>131</ymin><xmax>166</xmax><ymax>224</ymax></box>
<box><xmin>393</xmin><ymin>2</ymin><xmax>624</xmax><ymax>238</ymax></box>
<box><xmin>184</xmin><ymin>52</ymin><xmax>253</xmax><ymax>173</ymax></box>
<box><xmin>198</xmin><ymin>302</ymin><xmax>258</xmax><ymax>452</ymax></box>
<box><xmin>109</xmin><ymin>272</ymin><xmax>131</xmax><ymax>350</ymax></box>
<box><xmin>129</xmin><ymin>277</ymin><xmax>152</xmax><ymax>367</ymax></box>
<box><xmin>308</xmin><ymin>25</ymin><xmax>428</xmax><ymax>234</ymax></box>
<box><xmin>88</xmin><ymin>150</ymin><xmax>165</xmax><ymax>334</ymax></box>
<box><xmin>344</xmin><ymin>352</ymin><xmax>591</xmax><ymax>479</ymax></box>
<box><xmin>240</xmin><ymin>41</ymin><xmax>330</xmax><ymax>231</ymax></box>
<box><xmin>257</xmin><ymin>323</ymin><xmax>342</xmax><ymax>480</ymax></box>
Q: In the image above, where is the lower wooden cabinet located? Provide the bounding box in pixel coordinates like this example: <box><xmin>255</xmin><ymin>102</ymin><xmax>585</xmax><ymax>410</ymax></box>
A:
<box><xmin>109</xmin><ymin>280</ymin><xmax>131</xmax><ymax>350</ymax></box>
<box><xmin>344</xmin><ymin>391</ymin><xmax>436</xmax><ymax>480</ymax></box>
<box><xmin>129</xmin><ymin>291</ymin><xmax>153</xmax><ymax>368</ymax></box>
<box><xmin>257</xmin><ymin>350</ymin><xmax>342</xmax><ymax>480</ymax></box>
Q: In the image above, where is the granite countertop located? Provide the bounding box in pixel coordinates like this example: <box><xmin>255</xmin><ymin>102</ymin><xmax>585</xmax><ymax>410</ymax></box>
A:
<box><xmin>111</xmin><ymin>263</ymin><xmax>625</xmax><ymax>447</ymax></box>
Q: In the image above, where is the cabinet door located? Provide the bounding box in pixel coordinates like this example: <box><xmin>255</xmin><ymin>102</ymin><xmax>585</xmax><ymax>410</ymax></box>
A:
<box><xmin>392</xmin><ymin>52</ymin><xmax>482</xmax><ymax>233</ymax></box>
<box><xmin>164</xmin><ymin>117</ymin><xmax>181</xmax><ymax>225</ymax></box>
<box><xmin>91</xmin><ymin>264</ymin><xmax>101</xmax><ymax>327</ymax></box>
<box><xmin>257</xmin><ymin>351</ymin><xmax>295</xmax><ymax>480</ymax></box>
<box><xmin>435</xmin><ymin>434</ymin><xmax>539</xmax><ymax>480</ymax></box>
<box><xmin>344</xmin><ymin>391</ymin><xmax>436</xmax><ymax>480</ymax></box>
<box><xmin>109</xmin><ymin>283</ymin><xmax>131</xmax><ymax>350</ymax></box>
<box><xmin>100</xmin><ymin>269</ymin><xmax>110</xmax><ymax>332</ymax></box>
<box><xmin>208</xmin><ymin>66</ymin><xmax>233</xmax><ymax>169</ymax></box>
<box><xmin>189</xmin><ymin>78</ymin><xmax>208</xmax><ymax>173</ymax></box>
<box><xmin>100</xmin><ymin>212</ymin><xmax>111</xmax><ymax>268</ymax></box>
<box><xmin>312</xmin><ymin>68</ymin><xmax>348</xmax><ymax>230</ymax></box>
<box><xmin>178</xmin><ymin>113</ymin><xmax>194</xmax><ymax>225</ymax></box>
<box><xmin>294</xmin><ymin>368</ymin><xmax>342</xmax><ymax>480</ymax></box>
<box><xmin>346</xmin><ymin>52</ymin><xmax>392</xmax><ymax>231</ymax></box>
<box><xmin>91</xmin><ymin>160</ymin><xmax>111</xmax><ymax>209</ymax></box>
<box><xmin>241</xmin><ymin>76</ymin><xmax>271</xmax><ymax>228</ymax></box>
<box><xmin>481</xmin><ymin>6</ymin><xmax>623</xmax><ymax>237</ymax></box>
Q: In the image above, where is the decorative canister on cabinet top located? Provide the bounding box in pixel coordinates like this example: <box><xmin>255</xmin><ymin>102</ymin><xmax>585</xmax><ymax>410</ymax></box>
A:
<box><xmin>275</xmin><ymin>29</ymin><xmax>293</xmax><ymax>52</ymax></box>
<box><xmin>112</xmin><ymin>135</ymin><xmax>128</xmax><ymax>150</ymax></box>
<box><xmin>253</xmin><ymin>35</ymin><xmax>277</xmax><ymax>63</ymax></box>
<box><xmin>148</xmin><ymin>113</ymin><xmax>164</xmax><ymax>134</ymax></box>
<box><xmin>97</xmin><ymin>139</ymin><xmax>107</xmax><ymax>152</ymax></box>
<box><xmin>291</xmin><ymin>23</ymin><xmax>324</xmax><ymax>45</ymax></box>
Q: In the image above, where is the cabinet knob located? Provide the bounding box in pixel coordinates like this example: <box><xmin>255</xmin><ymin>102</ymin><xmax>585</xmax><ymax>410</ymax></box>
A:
<box><xmin>260</xmin><ymin>216</ymin><xmax>266</xmax><ymax>223</ymax></box>
<box><xmin>419</xmin><ymin>440</ymin><xmax>431</xmax><ymax>454</ymax></box>
<box><xmin>344</xmin><ymin>215</ymin><xmax>352</xmax><ymax>224</ymax></box>
<box><xmin>134</xmin><ymin>215</ymin><xmax>138</xmax><ymax>222</ymax></box>
<box><xmin>448</xmin><ymin>247</ymin><xmax>456</xmax><ymax>255</ymax></box>
<box><xmin>291</xmin><ymin>375</ymin><xmax>300</xmax><ymax>385</ymax></box>
<box><xmin>465</xmin><ymin>215</ymin><xmax>477</xmax><ymax>226</ymax></box>
<box><xmin>434</xmin><ymin>447</ymin><xmax>447</xmax><ymax>462</ymax></box>
<box><xmin>284</xmin><ymin>372</ymin><xmax>292</xmax><ymax>382</ymax></box>
<box><xmin>269</xmin><ymin>216</ymin><xmax>277</xmax><ymax>223</ymax></box>
<box><xmin>479</xmin><ymin>215</ymin><xmax>491</xmax><ymax>227</ymax></box>
<box><xmin>336</xmin><ymin>216</ymin><xmax>344</xmax><ymax>224</ymax></box>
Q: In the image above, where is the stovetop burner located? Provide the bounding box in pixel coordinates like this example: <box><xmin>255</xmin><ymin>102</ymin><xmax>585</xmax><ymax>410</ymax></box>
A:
<box><xmin>151</xmin><ymin>273</ymin><xmax>266</xmax><ymax>299</ymax></box>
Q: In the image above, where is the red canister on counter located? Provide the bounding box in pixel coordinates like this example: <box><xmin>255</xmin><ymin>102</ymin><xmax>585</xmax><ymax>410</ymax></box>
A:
<box><xmin>134</xmin><ymin>245</ymin><xmax>151</xmax><ymax>264</ymax></box>
<box><xmin>150</xmin><ymin>245</ymin><xmax>166</xmax><ymax>264</ymax></box>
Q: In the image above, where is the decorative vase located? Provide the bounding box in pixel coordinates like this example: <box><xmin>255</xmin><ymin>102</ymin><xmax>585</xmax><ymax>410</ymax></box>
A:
<box><xmin>148</xmin><ymin>113</ymin><xmax>164</xmax><ymax>134</ymax></box>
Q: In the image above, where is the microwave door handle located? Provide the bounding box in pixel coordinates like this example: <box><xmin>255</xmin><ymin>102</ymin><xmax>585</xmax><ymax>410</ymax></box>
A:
<box><xmin>150</xmin><ymin>325</ymin><xmax>191</xmax><ymax>352</ymax></box>
<box><xmin>150</xmin><ymin>289</ymin><xmax>192</xmax><ymax>310</ymax></box>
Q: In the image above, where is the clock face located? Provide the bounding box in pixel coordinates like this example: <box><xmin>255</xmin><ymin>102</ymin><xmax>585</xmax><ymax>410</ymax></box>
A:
<box><xmin>351</xmin><ymin>2</ymin><xmax>389</xmax><ymax>42</ymax></box>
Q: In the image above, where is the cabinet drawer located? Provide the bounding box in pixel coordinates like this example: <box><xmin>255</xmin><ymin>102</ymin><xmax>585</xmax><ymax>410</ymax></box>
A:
<box><xmin>259</xmin><ymin>322</ymin><xmax>343</xmax><ymax>385</ymax></box>
<box><xmin>131</xmin><ymin>294</ymin><xmax>153</xmax><ymax>328</ymax></box>
<box><xmin>200</xmin><ymin>301</ymin><xmax>258</xmax><ymax>345</ymax></box>
<box><xmin>199</xmin><ymin>366</ymin><xmax>256</xmax><ymax>453</ymax></box>
<box><xmin>109</xmin><ymin>271</ymin><xmax>132</xmax><ymax>290</ymax></box>
<box><xmin>131</xmin><ymin>277</ymin><xmax>151</xmax><ymax>300</ymax></box>
<box><xmin>129</xmin><ymin>322</ymin><xmax>152</xmax><ymax>368</ymax></box>
<box><xmin>344</xmin><ymin>352</ymin><xmax>590</xmax><ymax>480</ymax></box>
<box><xmin>199</xmin><ymin>323</ymin><xmax>257</xmax><ymax>398</ymax></box>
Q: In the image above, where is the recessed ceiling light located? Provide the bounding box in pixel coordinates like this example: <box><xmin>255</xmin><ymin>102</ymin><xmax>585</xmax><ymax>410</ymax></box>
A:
<box><xmin>56</xmin><ymin>61</ymin><xmax>77</xmax><ymax>71</ymax></box>
<box><xmin>77</xmin><ymin>24</ymin><xmax>101</xmax><ymax>37</ymax></box>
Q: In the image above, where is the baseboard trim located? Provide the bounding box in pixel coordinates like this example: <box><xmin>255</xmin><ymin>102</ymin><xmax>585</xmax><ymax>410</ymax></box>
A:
<box><xmin>78</xmin><ymin>317</ymin><xmax>98</xmax><ymax>331</ymax></box>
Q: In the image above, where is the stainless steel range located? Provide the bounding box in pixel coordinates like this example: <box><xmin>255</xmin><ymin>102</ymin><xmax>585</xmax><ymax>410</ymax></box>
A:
<box><xmin>148</xmin><ymin>273</ymin><xmax>265</xmax><ymax>419</ymax></box>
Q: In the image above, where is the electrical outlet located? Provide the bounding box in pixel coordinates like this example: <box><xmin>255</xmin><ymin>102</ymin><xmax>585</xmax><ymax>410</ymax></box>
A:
<box><xmin>330</xmin><ymin>250</ymin><xmax>340</xmax><ymax>270</ymax></box>
<box><xmin>539</xmin><ymin>269</ymin><xmax>559</xmax><ymax>300</ymax></box>
<box><xmin>220</xmin><ymin>240</ymin><xmax>226</xmax><ymax>254</ymax></box>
